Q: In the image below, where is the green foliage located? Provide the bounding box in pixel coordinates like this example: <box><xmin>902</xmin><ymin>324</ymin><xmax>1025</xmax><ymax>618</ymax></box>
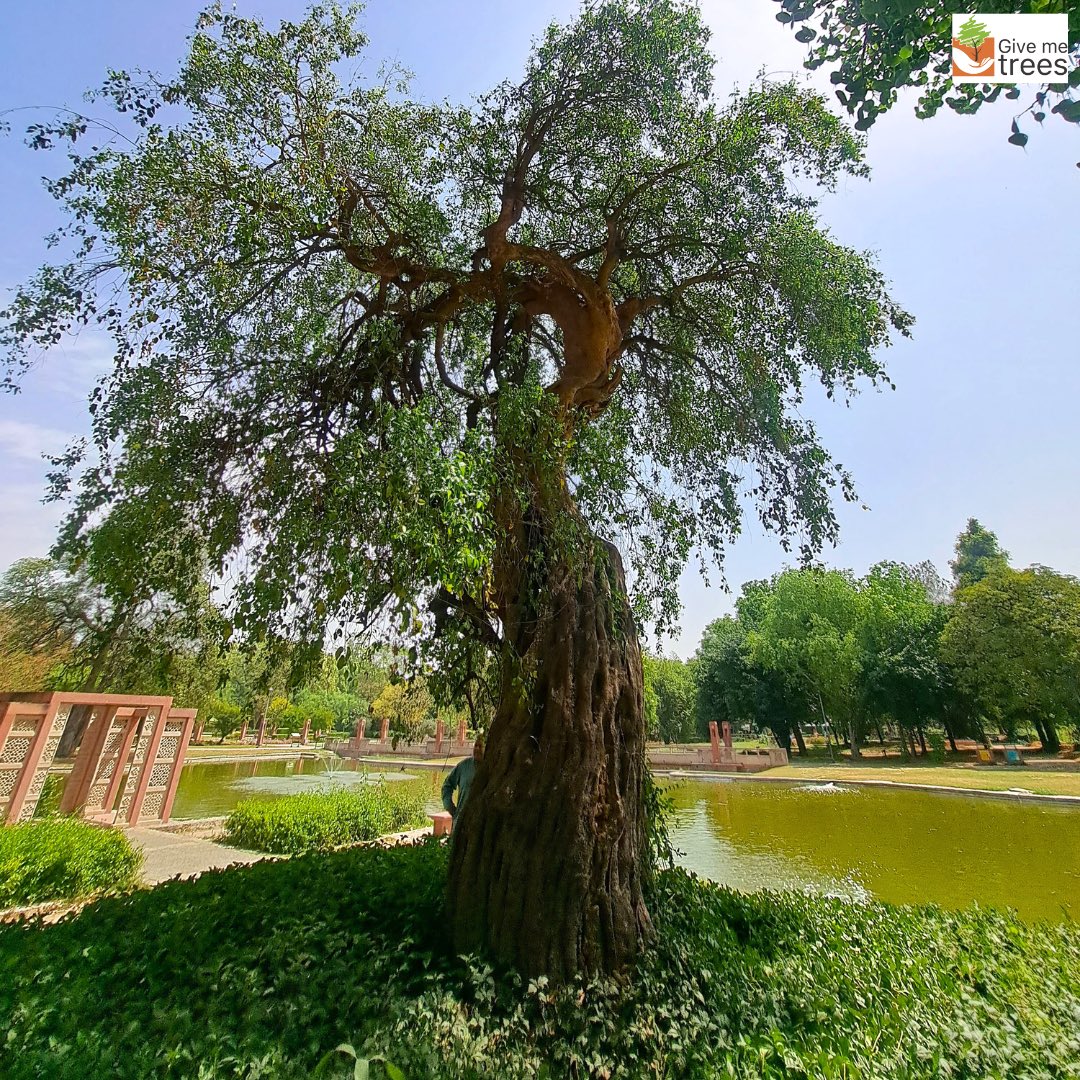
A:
<box><xmin>774</xmin><ymin>0</ymin><xmax>1080</xmax><ymax>151</ymax></box>
<box><xmin>370</xmin><ymin>681</ymin><xmax>435</xmax><ymax>746</ymax></box>
<box><xmin>2</xmin><ymin>0</ymin><xmax>909</xmax><ymax>672</ymax></box>
<box><xmin>950</xmin><ymin>517</ymin><xmax>1010</xmax><ymax>590</ymax></box>
<box><xmin>205</xmin><ymin>696</ymin><xmax>242</xmax><ymax>741</ymax></box>
<box><xmin>697</xmin><ymin>559</ymin><xmax>976</xmax><ymax>757</ymax></box>
<box><xmin>941</xmin><ymin>565</ymin><xmax>1080</xmax><ymax>751</ymax></box>
<box><xmin>695</xmin><ymin>612</ymin><xmax>808</xmax><ymax>750</ymax></box>
<box><xmin>223</xmin><ymin>783</ymin><xmax>428</xmax><ymax>855</ymax></box>
<box><xmin>641</xmin><ymin>654</ymin><xmax>697</xmax><ymax>742</ymax></box>
<box><xmin>0</xmin><ymin>819</ymin><xmax>143</xmax><ymax>908</ymax></box>
<box><xmin>1</xmin><ymin>844</ymin><xmax>1078</xmax><ymax>1078</ymax></box>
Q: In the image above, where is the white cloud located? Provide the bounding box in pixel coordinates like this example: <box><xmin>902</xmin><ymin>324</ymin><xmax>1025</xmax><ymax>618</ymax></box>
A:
<box><xmin>0</xmin><ymin>418</ymin><xmax>75</xmax><ymax>463</ymax></box>
<box><xmin>0</xmin><ymin>481</ymin><xmax>64</xmax><ymax>569</ymax></box>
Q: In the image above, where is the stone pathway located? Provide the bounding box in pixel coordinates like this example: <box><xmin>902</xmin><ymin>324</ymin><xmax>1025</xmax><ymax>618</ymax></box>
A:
<box><xmin>126</xmin><ymin>826</ymin><xmax>267</xmax><ymax>886</ymax></box>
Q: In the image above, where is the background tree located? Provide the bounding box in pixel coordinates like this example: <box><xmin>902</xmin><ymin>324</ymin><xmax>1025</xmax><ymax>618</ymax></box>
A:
<box><xmin>858</xmin><ymin>561</ymin><xmax>950</xmax><ymax>756</ymax></box>
<box><xmin>641</xmin><ymin>654</ymin><xmax>696</xmax><ymax>743</ymax></box>
<box><xmin>749</xmin><ymin>569</ymin><xmax>866</xmax><ymax>756</ymax></box>
<box><xmin>370</xmin><ymin>680</ymin><xmax>436</xmax><ymax>746</ymax></box>
<box><xmin>2</xmin><ymin>1</ymin><xmax>908</xmax><ymax>977</ymax></box>
<box><xmin>941</xmin><ymin>565</ymin><xmax>1080</xmax><ymax>752</ymax></box>
<box><xmin>950</xmin><ymin>518</ymin><xmax>1009</xmax><ymax>589</ymax></box>
<box><xmin>694</xmin><ymin>613</ymin><xmax>809</xmax><ymax>753</ymax></box>
<box><xmin>772</xmin><ymin>0</ymin><xmax>1080</xmax><ymax>151</ymax></box>
<box><xmin>204</xmin><ymin>696</ymin><xmax>242</xmax><ymax>743</ymax></box>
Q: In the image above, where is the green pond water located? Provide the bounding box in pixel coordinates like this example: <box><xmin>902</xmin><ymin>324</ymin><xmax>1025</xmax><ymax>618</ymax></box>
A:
<box><xmin>172</xmin><ymin>759</ymin><xmax>1080</xmax><ymax>922</ymax></box>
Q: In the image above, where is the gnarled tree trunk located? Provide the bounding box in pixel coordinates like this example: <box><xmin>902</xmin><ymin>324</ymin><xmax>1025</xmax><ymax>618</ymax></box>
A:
<box><xmin>445</xmin><ymin>533</ymin><xmax>652</xmax><ymax>981</ymax></box>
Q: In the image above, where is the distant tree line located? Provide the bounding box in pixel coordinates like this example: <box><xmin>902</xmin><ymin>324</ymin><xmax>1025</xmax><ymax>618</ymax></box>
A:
<box><xmin>643</xmin><ymin>520</ymin><xmax>1080</xmax><ymax>756</ymax></box>
<box><xmin>0</xmin><ymin>556</ymin><xmax>481</xmax><ymax>747</ymax></box>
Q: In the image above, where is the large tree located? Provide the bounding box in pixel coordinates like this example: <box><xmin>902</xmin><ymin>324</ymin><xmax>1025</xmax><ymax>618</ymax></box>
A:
<box><xmin>2</xmin><ymin>1</ymin><xmax>908</xmax><ymax>977</ymax></box>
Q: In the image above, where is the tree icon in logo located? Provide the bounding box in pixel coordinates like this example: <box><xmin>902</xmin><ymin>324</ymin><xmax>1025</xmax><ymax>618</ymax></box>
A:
<box><xmin>952</xmin><ymin>16</ymin><xmax>995</xmax><ymax>77</ymax></box>
<box><xmin>957</xmin><ymin>17</ymin><xmax>991</xmax><ymax>61</ymax></box>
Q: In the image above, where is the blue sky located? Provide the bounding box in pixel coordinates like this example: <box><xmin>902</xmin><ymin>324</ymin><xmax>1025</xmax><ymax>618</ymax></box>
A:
<box><xmin>1</xmin><ymin>1</ymin><xmax>1077</xmax><ymax>658</ymax></box>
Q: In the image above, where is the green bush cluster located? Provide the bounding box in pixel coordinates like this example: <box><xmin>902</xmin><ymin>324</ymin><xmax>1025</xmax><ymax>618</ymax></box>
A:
<box><xmin>0</xmin><ymin>818</ymin><xmax>143</xmax><ymax>909</ymax></box>
<box><xmin>1</xmin><ymin>841</ymin><xmax>1077</xmax><ymax>1079</ymax></box>
<box><xmin>223</xmin><ymin>782</ymin><xmax>429</xmax><ymax>855</ymax></box>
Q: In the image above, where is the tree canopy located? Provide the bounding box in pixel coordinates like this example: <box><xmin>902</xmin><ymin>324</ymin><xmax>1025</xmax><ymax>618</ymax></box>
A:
<box><xmin>2</xmin><ymin>0</ymin><xmax>909</xmax><ymax>658</ymax></box>
<box><xmin>950</xmin><ymin>517</ymin><xmax>1009</xmax><ymax>589</ymax></box>
<box><xmin>941</xmin><ymin>564</ymin><xmax>1080</xmax><ymax>751</ymax></box>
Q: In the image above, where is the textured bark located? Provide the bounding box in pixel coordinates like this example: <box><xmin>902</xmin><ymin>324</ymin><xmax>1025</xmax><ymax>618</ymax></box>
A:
<box><xmin>445</xmin><ymin>538</ymin><xmax>652</xmax><ymax>981</ymax></box>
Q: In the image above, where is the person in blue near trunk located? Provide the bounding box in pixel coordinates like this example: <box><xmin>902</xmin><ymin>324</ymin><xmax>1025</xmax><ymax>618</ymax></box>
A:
<box><xmin>441</xmin><ymin>734</ymin><xmax>484</xmax><ymax>821</ymax></box>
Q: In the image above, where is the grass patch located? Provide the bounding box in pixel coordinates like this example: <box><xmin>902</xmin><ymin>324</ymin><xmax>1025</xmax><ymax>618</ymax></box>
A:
<box><xmin>223</xmin><ymin>781</ymin><xmax>429</xmax><ymax>854</ymax></box>
<box><xmin>1</xmin><ymin>843</ymin><xmax>1077</xmax><ymax>1078</ymax></box>
<box><xmin>0</xmin><ymin>818</ymin><xmax>143</xmax><ymax>908</ymax></box>
<box><xmin>770</xmin><ymin>761</ymin><xmax>1080</xmax><ymax>797</ymax></box>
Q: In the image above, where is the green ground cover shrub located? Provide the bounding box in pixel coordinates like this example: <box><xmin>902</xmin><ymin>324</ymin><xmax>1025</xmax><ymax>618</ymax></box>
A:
<box><xmin>1</xmin><ymin>841</ymin><xmax>1077</xmax><ymax>1079</ymax></box>
<box><xmin>0</xmin><ymin>818</ymin><xmax>143</xmax><ymax>908</ymax></box>
<box><xmin>223</xmin><ymin>781</ymin><xmax>429</xmax><ymax>855</ymax></box>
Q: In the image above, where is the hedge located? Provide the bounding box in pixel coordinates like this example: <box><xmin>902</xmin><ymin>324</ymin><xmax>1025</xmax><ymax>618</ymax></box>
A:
<box><xmin>0</xmin><ymin>818</ymin><xmax>143</xmax><ymax>908</ymax></box>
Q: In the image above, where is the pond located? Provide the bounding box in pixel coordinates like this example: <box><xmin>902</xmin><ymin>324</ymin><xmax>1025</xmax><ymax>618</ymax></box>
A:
<box><xmin>667</xmin><ymin>778</ymin><xmax>1080</xmax><ymax>922</ymax></box>
<box><xmin>172</xmin><ymin>755</ymin><xmax>447</xmax><ymax>820</ymax></box>
<box><xmin>172</xmin><ymin>758</ymin><xmax>1080</xmax><ymax>923</ymax></box>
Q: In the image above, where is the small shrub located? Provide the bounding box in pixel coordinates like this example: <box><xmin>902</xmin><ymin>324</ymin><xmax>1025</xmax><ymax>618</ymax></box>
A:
<box><xmin>224</xmin><ymin>782</ymin><xmax>428</xmax><ymax>855</ymax></box>
<box><xmin>0</xmin><ymin>818</ymin><xmax>143</xmax><ymax>908</ymax></box>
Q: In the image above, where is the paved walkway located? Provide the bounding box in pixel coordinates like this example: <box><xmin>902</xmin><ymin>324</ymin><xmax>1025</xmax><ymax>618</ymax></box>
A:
<box><xmin>126</xmin><ymin>826</ymin><xmax>268</xmax><ymax>885</ymax></box>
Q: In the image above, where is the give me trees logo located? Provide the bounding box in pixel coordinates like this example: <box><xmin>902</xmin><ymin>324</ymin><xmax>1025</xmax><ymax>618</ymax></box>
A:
<box><xmin>952</xmin><ymin>16</ymin><xmax>994</xmax><ymax>77</ymax></box>
<box><xmin>950</xmin><ymin>14</ymin><xmax>1071</xmax><ymax>84</ymax></box>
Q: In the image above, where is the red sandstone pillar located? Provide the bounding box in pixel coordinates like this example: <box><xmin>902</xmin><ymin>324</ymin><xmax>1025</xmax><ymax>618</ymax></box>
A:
<box><xmin>193</xmin><ymin>721</ymin><xmax>204</xmax><ymax>744</ymax></box>
<box><xmin>721</xmin><ymin>721</ymin><xmax>733</xmax><ymax>750</ymax></box>
<box><xmin>239</xmin><ymin>721</ymin><xmax>248</xmax><ymax>741</ymax></box>
<box><xmin>379</xmin><ymin>716</ymin><xmax>389</xmax><ymax>743</ymax></box>
<box><xmin>457</xmin><ymin>716</ymin><xmax>467</xmax><ymax>745</ymax></box>
<box><xmin>300</xmin><ymin>719</ymin><xmax>310</xmax><ymax>745</ymax></box>
<box><xmin>355</xmin><ymin>719</ymin><xmax>363</xmax><ymax>740</ymax></box>
<box><xmin>435</xmin><ymin>718</ymin><xmax>445</xmax><ymax>754</ymax></box>
<box><xmin>708</xmin><ymin>721</ymin><xmax>721</xmax><ymax>766</ymax></box>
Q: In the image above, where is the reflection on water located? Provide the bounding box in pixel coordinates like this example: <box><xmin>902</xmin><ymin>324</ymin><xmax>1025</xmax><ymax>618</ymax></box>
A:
<box><xmin>666</xmin><ymin>779</ymin><xmax>1080</xmax><ymax>922</ymax></box>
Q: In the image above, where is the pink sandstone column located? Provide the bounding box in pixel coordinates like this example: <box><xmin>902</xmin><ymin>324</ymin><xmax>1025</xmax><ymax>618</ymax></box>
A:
<box><xmin>435</xmin><ymin>718</ymin><xmax>445</xmax><ymax>754</ymax></box>
<box><xmin>239</xmin><ymin>721</ymin><xmax>248</xmax><ymax>741</ymax></box>
<box><xmin>721</xmin><ymin>721</ymin><xmax>733</xmax><ymax>750</ymax></box>
<box><xmin>300</xmin><ymin>719</ymin><xmax>310</xmax><ymax>745</ymax></box>
<box><xmin>379</xmin><ymin>716</ymin><xmax>389</xmax><ymax>744</ymax></box>
<box><xmin>457</xmin><ymin>716</ymin><xmax>467</xmax><ymax>746</ymax></box>
<box><xmin>5</xmin><ymin>696</ymin><xmax>62</xmax><ymax>823</ymax></box>
<box><xmin>708</xmin><ymin>721</ymin><xmax>721</xmax><ymax>766</ymax></box>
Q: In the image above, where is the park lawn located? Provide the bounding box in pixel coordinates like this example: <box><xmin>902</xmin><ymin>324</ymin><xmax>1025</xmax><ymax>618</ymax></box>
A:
<box><xmin>1</xmin><ymin>842</ymin><xmax>1078</xmax><ymax>1079</ymax></box>
<box><xmin>767</xmin><ymin>760</ymin><xmax>1080</xmax><ymax>797</ymax></box>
